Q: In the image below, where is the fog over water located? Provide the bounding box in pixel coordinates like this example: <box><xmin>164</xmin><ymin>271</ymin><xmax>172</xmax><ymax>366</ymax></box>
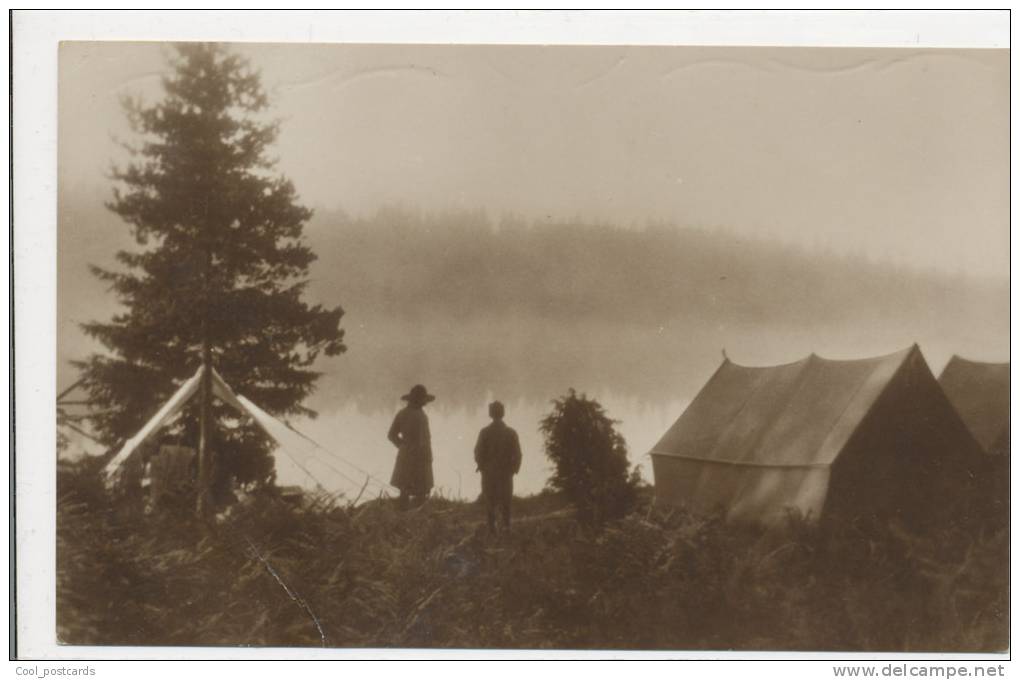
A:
<box><xmin>57</xmin><ymin>43</ymin><xmax>1009</xmax><ymax>499</ymax></box>
<box><xmin>266</xmin><ymin>209</ymin><xmax>1007</xmax><ymax>498</ymax></box>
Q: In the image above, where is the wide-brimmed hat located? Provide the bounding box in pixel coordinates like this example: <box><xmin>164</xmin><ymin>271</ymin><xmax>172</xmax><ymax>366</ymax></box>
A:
<box><xmin>401</xmin><ymin>384</ymin><xmax>436</xmax><ymax>404</ymax></box>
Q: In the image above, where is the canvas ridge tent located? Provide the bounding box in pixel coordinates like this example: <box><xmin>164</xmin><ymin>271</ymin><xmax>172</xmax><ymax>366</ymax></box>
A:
<box><xmin>103</xmin><ymin>365</ymin><xmax>386</xmax><ymax>503</ymax></box>
<box><xmin>938</xmin><ymin>356</ymin><xmax>1009</xmax><ymax>457</ymax></box>
<box><xmin>650</xmin><ymin>345</ymin><xmax>987</xmax><ymax>527</ymax></box>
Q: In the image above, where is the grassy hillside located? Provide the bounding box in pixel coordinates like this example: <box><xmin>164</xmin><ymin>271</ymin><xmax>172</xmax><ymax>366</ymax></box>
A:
<box><xmin>58</xmin><ymin>461</ymin><xmax>1007</xmax><ymax>651</ymax></box>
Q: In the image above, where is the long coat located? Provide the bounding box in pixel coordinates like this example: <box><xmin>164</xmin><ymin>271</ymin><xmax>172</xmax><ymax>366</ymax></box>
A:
<box><xmin>474</xmin><ymin>420</ymin><xmax>522</xmax><ymax>505</ymax></box>
<box><xmin>388</xmin><ymin>405</ymin><xmax>434</xmax><ymax>495</ymax></box>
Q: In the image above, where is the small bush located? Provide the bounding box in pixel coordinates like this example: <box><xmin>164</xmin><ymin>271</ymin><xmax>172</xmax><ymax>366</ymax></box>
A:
<box><xmin>539</xmin><ymin>389</ymin><xmax>640</xmax><ymax>525</ymax></box>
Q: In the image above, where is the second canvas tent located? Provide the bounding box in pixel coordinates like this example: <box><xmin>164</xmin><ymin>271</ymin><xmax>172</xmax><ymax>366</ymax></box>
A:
<box><xmin>938</xmin><ymin>356</ymin><xmax>1009</xmax><ymax>457</ymax></box>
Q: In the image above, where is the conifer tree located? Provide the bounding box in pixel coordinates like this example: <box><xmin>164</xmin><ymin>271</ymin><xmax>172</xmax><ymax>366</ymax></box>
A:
<box><xmin>76</xmin><ymin>43</ymin><xmax>345</xmax><ymax>498</ymax></box>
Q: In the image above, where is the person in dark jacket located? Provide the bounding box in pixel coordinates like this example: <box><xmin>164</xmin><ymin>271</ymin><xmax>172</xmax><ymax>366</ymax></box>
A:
<box><xmin>474</xmin><ymin>401</ymin><xmax>522</xmax><ymax>533</ymax></box>
<box><xmin>388</xmin><ymin>384</ymin><xmax>436</xmax><ymax>510</ymax></box>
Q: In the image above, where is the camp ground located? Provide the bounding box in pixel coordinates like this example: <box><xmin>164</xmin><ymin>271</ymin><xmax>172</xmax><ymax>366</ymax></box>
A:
<box><xmin>938</xmin><ymin>356</ymin><xmax>1010</xmax><ymax>457</ymax></box>
<box><xmin>649</xmin><ymin>345</ymin><xmax>988</xmax><ymax>528</ymax></box>
<box><xmin>93</xmin><ymin>344</ymin><xmax>1003</xmax><ymax>526</ymax></box>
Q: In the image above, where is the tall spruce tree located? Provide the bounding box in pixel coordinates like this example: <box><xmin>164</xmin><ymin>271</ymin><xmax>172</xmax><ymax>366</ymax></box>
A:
<box><xmin>76</xmin><ymin>43</ymin><xmax>345</xmax><ymax>499</ymax></box>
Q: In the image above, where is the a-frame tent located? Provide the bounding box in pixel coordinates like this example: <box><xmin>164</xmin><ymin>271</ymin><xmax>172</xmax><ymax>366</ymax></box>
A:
<box><xmin>103</xmin><ymin>366</ymin><xmax>385</xmax><ymax>502</ymax></box>
<box><xmin>938</xmin><ymin>356</ymin><xmax>1009</xmax><ymax>456</ymax></box>
<box><xmin>650</xmin><ymin>345</ymin><xmax>987</xmax><ymax>528</ymax></box>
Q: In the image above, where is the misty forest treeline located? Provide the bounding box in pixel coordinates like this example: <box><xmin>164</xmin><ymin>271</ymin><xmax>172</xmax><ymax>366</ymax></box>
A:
<box><xmin>61</xmin><ymin>195</ymin><xmax>1007</xmax><ymax>411</ymax></box>
<box><xmin>307</xmin><ymin>206</ymin><xmax>1007</xmax><ymax>330</ymax></box>
<box><xmin>291</xmin><ymin>206</ymin><xmax>1008</xmax><ymax>412</ymax></box>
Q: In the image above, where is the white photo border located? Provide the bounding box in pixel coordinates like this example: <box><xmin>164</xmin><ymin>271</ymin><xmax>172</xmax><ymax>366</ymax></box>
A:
<box><xmin>11</xmin><ymin>8</ymin><xmax>1012</xmax><ymax>662</ymax></box>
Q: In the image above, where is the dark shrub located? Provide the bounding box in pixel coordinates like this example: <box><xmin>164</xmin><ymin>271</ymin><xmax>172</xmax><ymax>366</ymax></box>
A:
<box><xmin>539</xmin><ymin>389</ymin><xmax>640</xmax><ymax>525</ymax></box>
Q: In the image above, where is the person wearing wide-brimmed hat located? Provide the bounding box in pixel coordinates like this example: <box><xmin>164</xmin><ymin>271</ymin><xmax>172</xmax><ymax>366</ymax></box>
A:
<box><xmin>388</xmin><ymin>384</ymin><xmax>436</xmax><ymax>509</ymax></box>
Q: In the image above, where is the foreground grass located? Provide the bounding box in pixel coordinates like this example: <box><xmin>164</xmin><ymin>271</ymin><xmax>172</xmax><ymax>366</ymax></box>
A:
<box><xmin>57</xmin><ymin>464</ymin><xmax>1007</xmax><ymax>651</ymax></box>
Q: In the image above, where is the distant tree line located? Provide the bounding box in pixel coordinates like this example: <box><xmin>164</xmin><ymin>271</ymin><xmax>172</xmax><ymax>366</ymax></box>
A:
<box><xmin>307</xmin><ymin>206</ymin><xmax>1007</xmax><ymax>331</ymax></box>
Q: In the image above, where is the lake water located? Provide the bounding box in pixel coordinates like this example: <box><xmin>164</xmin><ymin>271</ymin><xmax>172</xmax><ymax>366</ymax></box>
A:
<box><xmin>274</xmin><ymin>395</ymin><xmax>688</xmax><ymax>501</ymax></box>
<box><xmin>269</xmin><ymin>312</ymin><xmax>1008</xmax><ymax>501</ymax></box>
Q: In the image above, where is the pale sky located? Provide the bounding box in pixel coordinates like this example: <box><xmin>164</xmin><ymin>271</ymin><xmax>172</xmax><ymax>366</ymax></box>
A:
<box><xmin>60</xmin><ymin>42</ymin><xmax>1008</xmax><ymax>277</ymax></box>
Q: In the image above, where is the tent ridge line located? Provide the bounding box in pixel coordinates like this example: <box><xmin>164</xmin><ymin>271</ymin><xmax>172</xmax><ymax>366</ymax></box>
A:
<box><xmin>945</xmin><ymin>354</ymin><xmax>1010</xmax><ymax>368</ymax></box>
<box><xmin>648</xmin><ymin>450</ymin><xmax>831</xmax><ymax>469</ymax></box>
<box><xmin>724</xmin><ymin>344</ymin><xmax>917</xmax><ymax>369</ymax></box>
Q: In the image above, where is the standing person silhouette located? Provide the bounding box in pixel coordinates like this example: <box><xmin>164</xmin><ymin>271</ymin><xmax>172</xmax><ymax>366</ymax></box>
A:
<box><xmin>388</xmin><ymin>384</ymin><xmax>436</xmax><ymax>510</ymax></box>
<box><xmin>474</xmin><ymin>401</ymin><xmax>522</xmax><ymax>534</ymax></box>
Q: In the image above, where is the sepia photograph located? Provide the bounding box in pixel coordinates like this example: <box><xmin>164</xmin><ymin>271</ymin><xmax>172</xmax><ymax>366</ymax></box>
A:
<box><xmin>15</xmin><ymin>10</ymin><xmax>1011</xmax><ymax>662</ymax></box>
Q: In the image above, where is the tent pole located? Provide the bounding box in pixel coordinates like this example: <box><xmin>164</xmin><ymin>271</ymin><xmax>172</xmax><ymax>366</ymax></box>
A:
<box><xmin>197</xmin><ymin>351</ymin><xmax>212</xmax><ymax>517</ymax></box>
<box><xmin>196</xmin><ymin>235</ymin><xmax>214</xmax><ymax>518</ymax></box>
